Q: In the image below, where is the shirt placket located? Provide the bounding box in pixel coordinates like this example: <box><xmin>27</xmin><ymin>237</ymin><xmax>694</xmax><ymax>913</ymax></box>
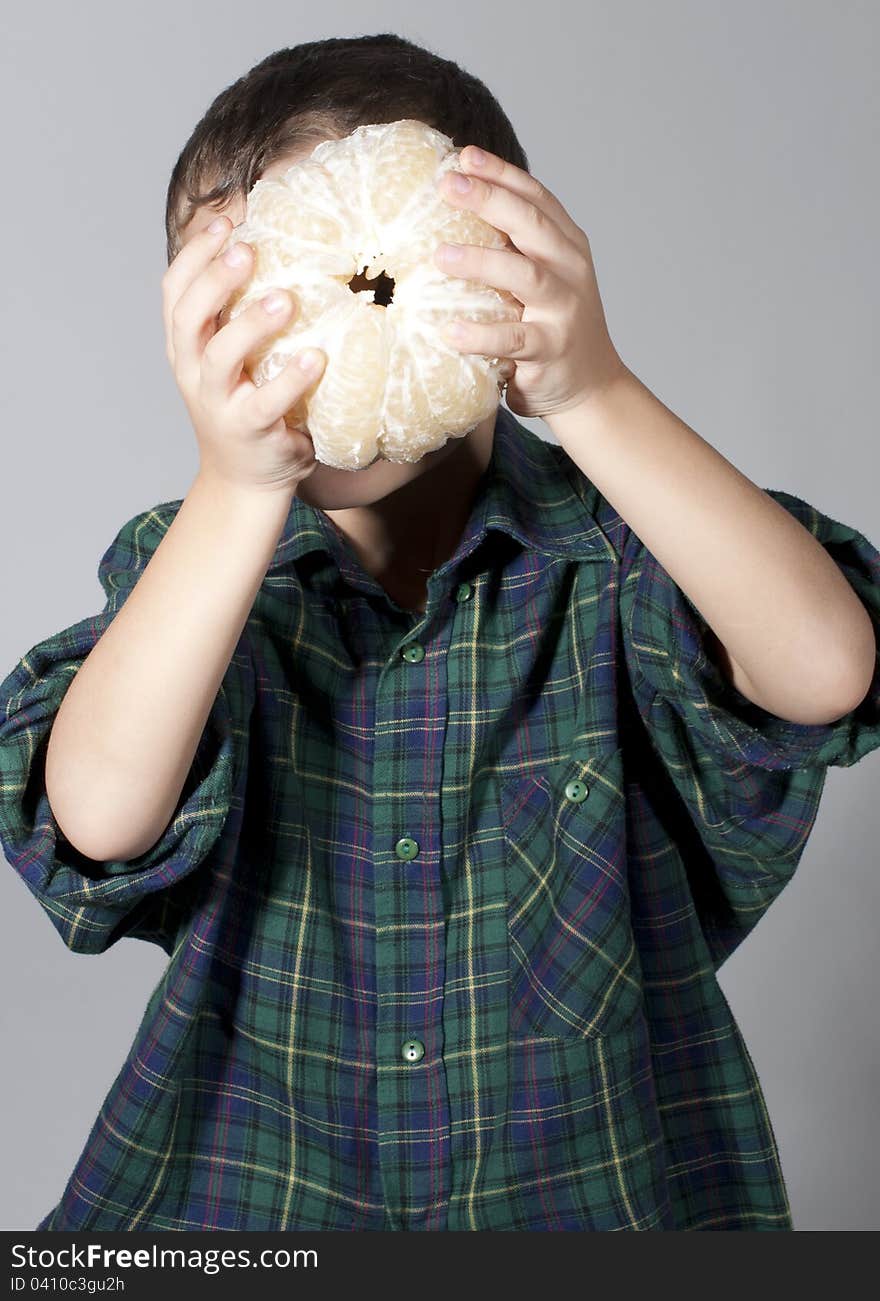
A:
<box><xmin>372</xmin><ymin>592</ymin><xmax>456</xmax><ymax>1230</ymax></box>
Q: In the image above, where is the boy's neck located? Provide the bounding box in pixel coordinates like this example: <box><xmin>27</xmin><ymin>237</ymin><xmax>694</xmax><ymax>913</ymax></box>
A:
<box><xmin>323</xmin><ymin>412</ymin><xmax>497</xmax><ymax>607</ymax></box>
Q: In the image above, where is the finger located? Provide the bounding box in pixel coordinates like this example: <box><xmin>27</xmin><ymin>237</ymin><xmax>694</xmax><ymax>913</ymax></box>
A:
<box><xmin>441</xmin><ymin>318</ymin><xmax>543</xmax><ymax>363</ymax></box>
<box><xmin>434</xmin><ymin>242</ymin><xmax>551</xmax><ymax>305</ymax></box>
<box><xmin>457</xmin><ymin>146</ymin><xmax>588</xmax><ymax>251</ymax></box>
<box><xmin>437</xmin><ymin>167</ymin><xmax>582</xmax><ymax>269</ymax></box>
<box><xmin>238</xmin><ymin>347</ymin><xmax>326</xmax><ymax>434</ymax></box>
<box><xmin>172</xmin><ymin>236</ymin><xmax>256</xmax><ymax>390</ymax></box>
<box><xmin>162</xmin><ymin>215</ymin><xmax>233</xmax><ymax>366</ymax></box>
<box><xmin>201</xmin><ymin>290</ymin><xmax>299</xmax><ymax>399</ymax></box>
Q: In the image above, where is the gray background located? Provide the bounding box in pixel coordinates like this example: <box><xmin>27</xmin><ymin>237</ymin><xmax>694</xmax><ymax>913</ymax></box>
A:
<box><xmin>1</xmin><ymin>0</ymin><xmax>877</xmax><ymax>1231</ymax></box>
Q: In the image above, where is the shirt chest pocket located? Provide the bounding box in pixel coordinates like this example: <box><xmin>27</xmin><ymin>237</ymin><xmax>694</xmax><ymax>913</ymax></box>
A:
<box><xmin>501</xmin><ymin>745</ymin><xmax>644</xmax><ymax>1041</ymax></box>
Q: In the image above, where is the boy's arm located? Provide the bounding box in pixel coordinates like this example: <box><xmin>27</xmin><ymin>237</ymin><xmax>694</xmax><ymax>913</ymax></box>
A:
<box><xmin>547</xmin><ymin>372</ymin><xmax>877</xmax><ymax>725</ymax></box>
<box><xmin>428</xmin><ymin>146</ymin><xmax>874</xmax><ymax>723</ymax></box>
<box><xmin>45</xmin><ymin>473</ymin><xmax>293</xmax><ymax>862</ymax></box>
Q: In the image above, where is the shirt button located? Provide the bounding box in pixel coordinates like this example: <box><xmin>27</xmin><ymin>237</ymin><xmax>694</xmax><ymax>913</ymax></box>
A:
<box><xmin>455</xmin><ymin>581</ymin><xmax>474</xmax><ymax>602</ymax></box>
<box><xmin>401</xmin><ymin>1038</ymin><xmax>425</xmax><ymax>1063</ymax></box>
<box><xmin>564</xmin><ymin>778</ymin><xmax>589</xmax><ymax>803</ymax></box>
<box><xmin>401</xmin><ymin>641</ymin><xmax>425</xmax><ymax>663</ymax></box>
<box><xmin>395</xmin><ymin>836</ymin><xmax>419</xmax><ymax>861</ymax></box>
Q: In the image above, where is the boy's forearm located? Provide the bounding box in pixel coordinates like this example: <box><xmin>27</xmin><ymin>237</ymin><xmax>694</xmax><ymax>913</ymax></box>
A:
<box><xmin>45</xmin><ymin>473</ymin><xmax>293</xmax><ymax>861</ymax></box>
<box><xmin>546</xmin><ymin>372</ymin><xmax>876</xmax><ymax>725</ymax></box>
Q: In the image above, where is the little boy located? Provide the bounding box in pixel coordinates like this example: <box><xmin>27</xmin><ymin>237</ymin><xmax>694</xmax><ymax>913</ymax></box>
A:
<box><xmin>2</xmin><ymin>33</ymin><xmax>879</xmax><ymax>1233</ymax></box>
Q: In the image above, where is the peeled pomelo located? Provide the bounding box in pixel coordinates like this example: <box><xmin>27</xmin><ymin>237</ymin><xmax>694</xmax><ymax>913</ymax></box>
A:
<box><xmin>217</xmin><ymin>119</ymin><xmax>521</xmax><ymax>470</ymax></box>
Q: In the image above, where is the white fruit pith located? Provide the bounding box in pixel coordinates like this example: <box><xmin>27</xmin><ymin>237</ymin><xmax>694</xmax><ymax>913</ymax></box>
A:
<box><xmin>217</xmin><ymin>119</ymin><xmax>520</xmax><ymax>470</ymax></box>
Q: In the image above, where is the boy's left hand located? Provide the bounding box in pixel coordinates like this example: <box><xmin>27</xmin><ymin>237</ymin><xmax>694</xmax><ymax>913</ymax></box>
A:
<box><xmin>434</xmin><ymin>146</ymin><xmax>631</xmax><ymax>422</ymax></box>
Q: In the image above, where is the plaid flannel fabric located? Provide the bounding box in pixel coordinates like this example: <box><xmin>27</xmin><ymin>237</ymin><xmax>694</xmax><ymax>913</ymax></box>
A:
<box><xmin>2</xmin><ymin>405</ymin><xmax>878</xmax><ymax>1231</ymax></box>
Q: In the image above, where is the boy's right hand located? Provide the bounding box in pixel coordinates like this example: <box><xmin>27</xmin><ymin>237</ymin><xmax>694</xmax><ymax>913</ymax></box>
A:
<box><xmin>162</xmin><ymin>215</ymin><xmax>326</xmax><ymax>494</ymax></box>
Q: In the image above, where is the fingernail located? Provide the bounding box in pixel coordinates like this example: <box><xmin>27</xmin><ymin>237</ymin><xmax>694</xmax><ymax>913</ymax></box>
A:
<box><xmin>468</xmin><ymin>148</ymin><xmax>486</xmax><ymax>167</ymax></box>
<box><xmin>223</xmin><ymin>244</ymin><xmax>248</xmax><ymax>266</ymax></box>
<box><xmin>451</xmin><ymin>173</ymin><xmax>472</xmax><ymax>193</ymax></box>
<box><xmin>444</xmin><ymin>322</ymin><xmax>467</xmax><ymax>341</ymax></box>
<box><xmin>438</xmin><ymin>243</ymin><xmax>464</xmax><ymax>262</ymax></box>
<box><xmin>298</xmin><ymin>349</ymin><xmax>323</xmax><ymax>372</ymax></box>
<box><xmin>208</xmin><ymin>217</ymin><xmax>227</xmax><ymax>234</ymax></box>
<box><xmin>261</xmin><ymin>291</ymin><xmax>288</xmax><ymax>313</ymax></box>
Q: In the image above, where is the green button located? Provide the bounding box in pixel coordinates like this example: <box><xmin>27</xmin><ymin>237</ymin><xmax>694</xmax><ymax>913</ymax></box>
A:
<box><xmin>401</xmin><ymin>642</ymin><xmax>425</xmax><ymax>663</ymax></box>
<box><xmin>564</xmin><ymin>778</ymin><xmax>589</xmax><ymax>803</ymax></box>
<box><xmin>395</xmin><ymin>836</ymin><xmax>419</xmax><ymax>861</ymax></box>
<box><xmin>401</xmin><ymin>1038</ymin><xmax>425</xmax><ymax>1063</ymax></box>
<box><xmin>455</xmin><ymin>582</ymin><xmax>474</xmax><ymax>602</ymax></box>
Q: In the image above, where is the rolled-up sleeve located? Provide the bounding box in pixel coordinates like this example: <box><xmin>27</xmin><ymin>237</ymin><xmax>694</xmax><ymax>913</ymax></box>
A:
<box><xmin>617</xmin><ymin>487</ymin><xmax>880</xmax><ymax>967</ymax></box>
<box><xmin>620</xmin><ymin>488</ymin><xmax>880</xmax><ymax>769</ymax></box>
<box><xmin>0</xmin><ymin>506</ymin><xmax>253</xmax><ymax>956</ymax></box>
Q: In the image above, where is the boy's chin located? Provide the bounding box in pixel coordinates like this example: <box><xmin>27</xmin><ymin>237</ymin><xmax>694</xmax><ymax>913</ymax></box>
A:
<box><xmin>295</xmin><ymin>433</ymin><xmax>467</xmax><ymax>509</ymax></box>
<box><xmin>294</xmin><ymin>455</ymin><xmax>430</xmax><ymax>510</ymax></box>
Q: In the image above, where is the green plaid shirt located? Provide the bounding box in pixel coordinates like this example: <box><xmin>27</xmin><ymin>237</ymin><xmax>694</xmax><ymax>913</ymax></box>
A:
<box><xmin>2</xmin><ymin>405</ymin><xmax>879</xmax><ymax>1232</ymax></box>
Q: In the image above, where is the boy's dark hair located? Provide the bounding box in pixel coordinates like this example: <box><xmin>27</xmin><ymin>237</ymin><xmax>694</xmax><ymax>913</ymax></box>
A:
<box><xmin>164</xmin><ymin>32</ymin><xmax>530</xmax><ymax>266</ymax></box>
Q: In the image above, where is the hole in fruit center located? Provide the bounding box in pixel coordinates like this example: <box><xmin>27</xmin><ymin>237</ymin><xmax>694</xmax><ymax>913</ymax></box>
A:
<box><xmin>348</xmin><ymin>265</ymin><xmax>395</xmax><ymax>306</ymax></box>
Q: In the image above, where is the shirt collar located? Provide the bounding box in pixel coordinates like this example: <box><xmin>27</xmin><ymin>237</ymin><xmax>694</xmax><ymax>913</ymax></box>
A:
<box><xmin>268</xmin><ymin>403</ymin><xmax>609</xmax><ymax>576</ymax></box>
